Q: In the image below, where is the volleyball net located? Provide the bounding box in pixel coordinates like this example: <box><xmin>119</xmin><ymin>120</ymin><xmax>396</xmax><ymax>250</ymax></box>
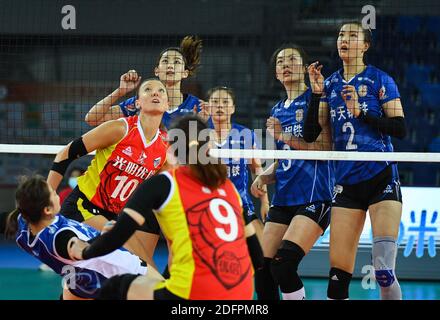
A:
<box><xmin>0</xmin><ymin>0</ymin><xmax>440</xmax><ymax>279</ymax></box>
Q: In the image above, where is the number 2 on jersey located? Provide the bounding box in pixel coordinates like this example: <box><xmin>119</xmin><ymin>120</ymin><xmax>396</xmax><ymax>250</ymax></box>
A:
<box><xmin>342</xmin><ymin>122</ymin><xmax>358</xmax><ymax>150</ymax></box>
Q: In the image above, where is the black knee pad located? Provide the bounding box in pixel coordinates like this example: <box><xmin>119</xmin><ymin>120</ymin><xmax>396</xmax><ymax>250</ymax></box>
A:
<box><xmin>327</xmin><ymin>267</ymin><xmax>352</xmax><ymax>300</ymax></box>
<box><xmin>98</xmin><ymin>274</ymin><xmax>139</xmax><ymax>300</ymax></box>
<box><xmin>255</xmin><ymin>257</ymin><xmax>280</xmax><ymax>300</ymax></box>
<box><xmin>270</xmin><ymin>240</ymin><xmax>305</xmax><ymax>292</ymax></box>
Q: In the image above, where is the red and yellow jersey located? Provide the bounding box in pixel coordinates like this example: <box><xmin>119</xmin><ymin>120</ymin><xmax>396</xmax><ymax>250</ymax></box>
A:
<box><xmin>77</xmin><ymin>116</ymin><xmax>167</xmax><ymax>213</ymax></box>
<box><xmin>155</xmin><ymin>166</ymin><xmax>253</xmax><ymax>300</ymax></box>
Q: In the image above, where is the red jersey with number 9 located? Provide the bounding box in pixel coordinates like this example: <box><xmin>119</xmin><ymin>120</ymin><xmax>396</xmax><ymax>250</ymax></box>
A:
<box><xmin>154</xmin><ymin>167</ymin><xmax>254</xmax><ymax>300</ymax></box>
<box><xmin>77</xmin><ymin>116</ymin><xmax>167</xmax><ymax>213</ymax></box>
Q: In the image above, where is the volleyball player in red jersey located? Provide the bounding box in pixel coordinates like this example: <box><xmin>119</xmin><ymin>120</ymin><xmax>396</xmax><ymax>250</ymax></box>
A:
<box><xmin>69</xmin><ymin>115</ymin><xmax>264</xmax><ymax>300</ymax></box>
<box><xmin>48</xmin><ymin>78</ymin><xmax>169</xmax><ymax>268</ymax></box>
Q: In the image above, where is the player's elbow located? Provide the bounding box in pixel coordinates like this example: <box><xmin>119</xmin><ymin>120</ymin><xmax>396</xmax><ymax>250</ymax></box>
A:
<box><xmin>85</xmin><ymin>113</ymin><xmax>98</xmax><ymax>126</ymax></box>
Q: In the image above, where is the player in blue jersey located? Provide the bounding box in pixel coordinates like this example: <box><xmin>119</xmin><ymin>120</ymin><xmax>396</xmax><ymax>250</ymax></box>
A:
<box><xmin>207</xmin><ymin>86</ymin><xmax>269</xmax><ymax>242</ymax></box>
<box><xmin>303</xmin><ymin>22</ymin><xmax>407</xmax><ymax>300</ymax></box>
<box><xmin>4</xmin><ymin>175</ymin><xmax>152</xmax><ymax>300</ymax></box>
<box><xmin>85</xmin><ymin>35</ymin><xmax>209</xmax><ymax>128</ymax></box>
<box><xmin>251</xmin><ymin>44</ymin><xmax>333</xmax><ymax>300</ymax></box>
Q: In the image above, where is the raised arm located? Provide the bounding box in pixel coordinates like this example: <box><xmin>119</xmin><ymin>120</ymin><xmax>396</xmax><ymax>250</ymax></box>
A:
<box><xmin>303</xmin><ymin>62</ymin><xmax>331</xmax><ymax>145</ymax></box>
<box><xmin>85</xmin><ymin>70</ymin><xmax>142</xmax><ymax>126</ymax></box>
<box><xmin>48</xmin><ymin>119</ymin><xmax>127</xmax><ymax>191</ymax></box>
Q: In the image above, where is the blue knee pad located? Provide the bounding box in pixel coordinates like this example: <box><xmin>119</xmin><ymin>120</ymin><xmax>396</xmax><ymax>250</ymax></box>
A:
<box><xmin>372</xmin><ymin>236</ymin><xmax>398</xmax><ymax>288</ymax></box>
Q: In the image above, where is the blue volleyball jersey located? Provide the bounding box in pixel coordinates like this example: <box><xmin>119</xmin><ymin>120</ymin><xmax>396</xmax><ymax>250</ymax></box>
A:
<box><xmin>16</xmin><ymin>214</ymin><xmax>147</xmax><ymax>299</ymax></box>
<box><xmin>119</xmin><ymin>94</ymin><xmax>211</xmax><ymax>129</ymax></box>
<box><xmin>322</xmin><ymin>65</ymin><xmax>401</xmax><ymax>185</ymax></box>
<box><xmin>271</xmin><ymin>89</ymin><xmax>333</xmax><ymax>206</ymax></box>
<box><xmin>214</xmin><ymin>123</ymin><xmax>258</xmax><ymax>213</ymax></box>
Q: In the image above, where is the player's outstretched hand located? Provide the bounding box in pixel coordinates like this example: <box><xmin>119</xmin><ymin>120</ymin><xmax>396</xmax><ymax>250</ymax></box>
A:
<box><xmin>307</xmin><ymin>61</ymin><xmax>324</xmax><ymax>95</ymax></box>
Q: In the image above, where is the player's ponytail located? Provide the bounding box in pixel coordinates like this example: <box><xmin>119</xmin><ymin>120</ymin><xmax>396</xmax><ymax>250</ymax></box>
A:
<box><xmin>170</xmin><ymin>115</ymin><xmax>227</xmax><ymax>189</ymax></box>
<box><xmin>4</xmin><ymin>208</ymin><xmax>19</xmax><ymax>240</ymax></box>
<box><xmin>3</xmin><ymin>175</ymin><xmax>52</xmax><ymax>239</ymax></box>
<box><xmin>179</xmin><ymin>35</ymin><xmax>202</xmax><ymax>77</ymax></box>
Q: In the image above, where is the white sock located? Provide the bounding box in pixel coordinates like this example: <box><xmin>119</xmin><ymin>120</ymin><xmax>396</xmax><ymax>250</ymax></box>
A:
<box><xmin>282</xmin><ymin>287</ymin><xmax>306</xmax><ymax>300</ymax></box>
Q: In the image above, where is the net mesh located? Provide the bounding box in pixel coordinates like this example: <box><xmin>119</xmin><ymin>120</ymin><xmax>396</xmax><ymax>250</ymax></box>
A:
<box><xmin>0</xmin><ymin>2</ymin><xmax>439</xmax><ymax>180</ymax></box>
<box><xmin>0</xmin><ymin>0</ymin><xmax>440</xmax><ymax>285</ymax></box>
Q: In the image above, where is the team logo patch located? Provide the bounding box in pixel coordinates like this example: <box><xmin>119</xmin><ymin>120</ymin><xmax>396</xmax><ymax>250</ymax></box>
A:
<box><xmin>379</xmin><ymin>86</ymin><xmax>387</xmax><ymax>100</ymax></box>
<box><xmin>137</xmin><ymin>151</ymin><xmax>147</xmax><ymax>165</ymax></box>
<box><xmin>295</xmin><ymin>109</ymin><xmax>304</xmax><ymax>122</ymax></box>
<box><xmin>357</xmin><ymin>85</ymin><xmax>368</xmax><ymax>97</ymax></box>
<box><xmin>122</xmin><ymin>146</ymin><xmax>133</xmax><ymax>157</ymax></box>
<box><xmin>153</xmin><ymin>157</ymin><xmax>161</xmax><ymax>168</ymax></box>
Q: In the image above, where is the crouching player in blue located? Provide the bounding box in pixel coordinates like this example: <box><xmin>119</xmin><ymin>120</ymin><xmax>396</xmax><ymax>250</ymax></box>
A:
<box><xmin>5</xmin><ymin>175</ymin><xmax>150</xmax><ymax>300</ymax></box>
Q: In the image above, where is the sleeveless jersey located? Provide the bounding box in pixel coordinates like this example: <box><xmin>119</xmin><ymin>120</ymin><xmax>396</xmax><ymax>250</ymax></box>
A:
<box><xmin>16</xmin><ymin>214</ymin><xmax>146</xmax><ymax>299</ymax></box>
<box><xmin>154</xmin><ymin>167</ymin><xmax>253</xmax><ymax>300</ymax></box>
<box><xmin>270</xmin><ymin>89</ymin><xmax>333</xmax><ymax>206</ymax></box>
<box><xmin>78</xmin><ymin>115</ymin><xmax>167</xmax><ymax>213</ymax></box>
<box><xmin>214</xmin><ymin>123</ymin><xmax>257</xmax><ymax>214</ymax></box>
<box><xmin>322</xmin><ymin>65</ymin><xmax>400</xmax><ymax>185</ymax></box>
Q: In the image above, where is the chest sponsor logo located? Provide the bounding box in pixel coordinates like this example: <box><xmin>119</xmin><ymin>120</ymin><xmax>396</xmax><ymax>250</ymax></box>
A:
<box><xmin>295</xmin><ymin>109</ymin><xmax>304</xmax><ymax>122</ymax></box>
<box><xmin>357</xmin><ymin>84</ymin><xmax>368</xmax><ymax>97</ymax></box>
<box><xmin>113</xmin><ymin>156</ymin><xmax>153</xmax><ymax>180</ymax></box>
